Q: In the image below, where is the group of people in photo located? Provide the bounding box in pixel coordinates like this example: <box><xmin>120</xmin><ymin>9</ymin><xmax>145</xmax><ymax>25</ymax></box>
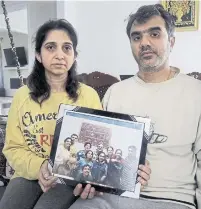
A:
<box><xmin>53</xmin><ymin>134</ymin><xmax>139</xmax><ymax>191</ymax></box>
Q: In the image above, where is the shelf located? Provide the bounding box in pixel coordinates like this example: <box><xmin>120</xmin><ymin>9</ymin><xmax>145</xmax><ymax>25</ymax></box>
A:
<box><xmin>4</xmin><ymin>66</ymin><xmax>28</xmax><ymax>70</ymax></box>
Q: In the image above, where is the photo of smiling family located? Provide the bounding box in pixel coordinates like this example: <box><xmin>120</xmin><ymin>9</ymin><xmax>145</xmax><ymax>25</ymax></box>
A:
<box><xmin>50</xmin><ymin>104</ymin><xmax>151</xmax><ymax>197</ymax></box>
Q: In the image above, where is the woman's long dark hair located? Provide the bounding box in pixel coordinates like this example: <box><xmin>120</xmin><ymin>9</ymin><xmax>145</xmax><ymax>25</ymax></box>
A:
<box><xmin>27</xmin><ymin>19</ymin><xmax>79</xmax><ymax>105</ymax></box>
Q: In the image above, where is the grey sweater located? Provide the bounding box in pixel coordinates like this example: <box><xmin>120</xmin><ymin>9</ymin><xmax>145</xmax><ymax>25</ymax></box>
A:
<box><xmin>102</xmin><ymin>69</ymin><xmax>201</xmax><ymax>209</ymax></box>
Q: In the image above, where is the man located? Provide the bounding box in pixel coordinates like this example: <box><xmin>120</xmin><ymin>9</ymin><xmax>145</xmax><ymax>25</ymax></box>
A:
<box><xmin>77</xmin><ymin>142</ymin><xmax>92</xmax><ymax>161</ymax></box>
<box><xmin>75</xmin><ymin>164</ymin><xmax>93</xmax><ymax>182</ymax></box>
<box><xmin>71</xmin><ymin>134</ymin><xmax>78</xmax><ymax>145</ymax></box>
<box><xmin>70</xmin><ymin>3</ymin><xmax>201</xmax><ymax>209</ymax></box>
<box><xmin>120</xmin><ymin>146</ymin><xmax>138</xmax><ymax>191</ymax></box>
<box><xmin>93</xmin><ymin>142</ymin><xmax>105</xmax><ymax>160</ymax></box>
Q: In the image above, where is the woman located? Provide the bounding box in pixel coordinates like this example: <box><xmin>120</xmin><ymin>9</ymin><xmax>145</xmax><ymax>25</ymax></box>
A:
<box><xmin>0</xmin><ymin>19</ymin><xmax>102</xmax><ymax>209</ymax></box>
<box><xmin>0</xmin><ymin>19</ymin><xmax>150</xmax><ymax>209</ymax></box>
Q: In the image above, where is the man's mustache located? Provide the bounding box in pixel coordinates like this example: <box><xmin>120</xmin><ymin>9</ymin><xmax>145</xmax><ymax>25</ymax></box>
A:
<box><xmin>139</xmin><ymin>45</ymin><xmax>156</xmax><ymax>56</ymax></box>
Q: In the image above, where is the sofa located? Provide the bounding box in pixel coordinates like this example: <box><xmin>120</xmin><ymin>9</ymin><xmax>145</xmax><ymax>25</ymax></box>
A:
<box><xmin>0</xmin><ymin>187</ymin><xmax>5</xmax><ymax>200</ymax></box>
<box><xmin>0</xmin><ymin>71</ymin><xmax>200</xmax><ymax>202</ymax></box>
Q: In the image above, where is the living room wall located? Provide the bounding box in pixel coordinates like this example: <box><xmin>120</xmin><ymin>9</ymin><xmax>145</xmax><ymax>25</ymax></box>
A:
<box><xmin>0</xmin><ymin>31</ymin><xmax>29</xmax><ymax>96</ymax></box>
<box><xmin>64</xmin><ymin>1</ymin><xmax>201</xmax><ymax>77</ymax></box>
<box><xmin>1</xmin><ymin>0</ymin><xmax>201</xmax><ymax>93</ymax></box>
<box><xmin>0</xmin><ymin>8</ymin><xmax>27</xmax><ymax>34</ymax></box>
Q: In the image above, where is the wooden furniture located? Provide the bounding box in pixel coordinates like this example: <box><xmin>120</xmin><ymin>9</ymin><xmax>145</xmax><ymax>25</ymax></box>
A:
<box><xmin>187</xmin><ymin>72</ymin><xmax>201</xmax><ymax>80</ymax></box>
<box><xmin>77</xmin><ymin>71</ymin><xmax>120</xmax><ymax>101</ymax></box>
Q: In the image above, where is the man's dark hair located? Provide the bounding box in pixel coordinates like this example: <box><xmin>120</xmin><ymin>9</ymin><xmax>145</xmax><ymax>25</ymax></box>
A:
<box><xmin>126</xmin><ymin>4</ymin><xmax>176</xmax><ymax>38</ymax></box>
<box><xmin>71</xmin><ymin>134</ymin><xmax>78</xmax><ymax>138</ymax></box>
<box><xmin>82</xmin><ymin>164</ymin><xmax>91</xmax><ymax>170</ymax></box>
<box><xmin>64</xmin><ymin>137</ymin><xmax>72</xmax><ymax>143</ymax></box>
<box><xmin>84</xmin><ymin>142</ymin><xmax>92</xmax><ymax>148</ymax></box>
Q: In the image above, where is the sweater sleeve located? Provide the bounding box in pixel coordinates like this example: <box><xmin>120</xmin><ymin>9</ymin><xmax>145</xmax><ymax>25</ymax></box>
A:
<box><xmin>3</xmin><ymin>92</ymin><xmax>45</xmax><ymax>180</ymax></box>
<box><xmin>102</xmin><ymin>86</ymin><xmax>112</xmax><ymax>111</ymax></box>
<box><xmin>91</xmin><ymin>90</ymin><xmax>103</xmax><ymax>110</ymax></box>
<box><xmin>195</xmin><ymin>115</ymin><xmax>201</xmax><ymax>209</ymax></box>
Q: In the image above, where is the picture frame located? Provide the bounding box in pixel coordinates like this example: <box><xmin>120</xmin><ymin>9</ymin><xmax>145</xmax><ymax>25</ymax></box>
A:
<box><xmin>48</xmin><ymin>104</ymin><xmax>151</xmax><ymax>199</ymax></box>
<box><xmin>161</xmin><ymin>0</ymin><xmax>199</xmax><ymax>31</ymax></box>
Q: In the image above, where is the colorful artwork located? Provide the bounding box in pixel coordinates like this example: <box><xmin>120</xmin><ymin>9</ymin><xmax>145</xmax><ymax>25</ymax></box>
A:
<box><xmin>161</xmin><ymin>0</ymin><xmax>199</xmax><ymax>31</ymax></box>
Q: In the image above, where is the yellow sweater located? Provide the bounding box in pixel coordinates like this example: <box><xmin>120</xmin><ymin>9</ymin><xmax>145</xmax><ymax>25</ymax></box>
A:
<box><xmin>3</xmin><ymin>83</ymin><xmax>102</xmax><ymax>180</ymax></box>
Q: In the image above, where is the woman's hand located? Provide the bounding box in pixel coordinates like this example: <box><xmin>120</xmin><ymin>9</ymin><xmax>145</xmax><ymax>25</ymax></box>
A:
<box><xmin>73</xmin><ymin>184</ymin><xmax>103</xmax><ymax>200</ymax></box>
<box><xmin>38</xmin><ymin>160</ymin><xmax>58</xmax><ymax>192</ymax></box>
<box><xmin>137</xmin><ymin>160</ymin><xmax>151</xmax><ymax>190</ymax></box>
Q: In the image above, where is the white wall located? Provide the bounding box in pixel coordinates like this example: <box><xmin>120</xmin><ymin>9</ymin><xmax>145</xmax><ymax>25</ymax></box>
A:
<box><xmin>0</xmin><ymin>1</ymin><xmax>63</xmax><ymax>96</ymax></box>
<box><xmin>0</xmin><ymin>8</ymin><xmax>28</xmax><ymax>34</ymax></box>
<box><xmin>27</xmin><ymin>1</ymin><xmax>57</xmax><ymax>70</ymax></box>
<box><xmin>64</xmin><ymin>1</ymin><xmax>201</xmax><ymax>77</ymax></box>
<box><xmin>0</xmin><ymin>6</ymin><xmax>28</xmax><ymax>96</ymax></box>
<box><xmin>171</xmin><ymin>3</ymin><xmax>201</xmax><ymax>74</ymax></box>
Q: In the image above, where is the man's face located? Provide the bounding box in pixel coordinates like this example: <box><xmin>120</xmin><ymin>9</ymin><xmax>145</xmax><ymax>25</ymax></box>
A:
<box><xmin>71</xmin><ymin>134</ymin><xmax>78</xmax><ymax>144</ymax></box>
<box><xmin>83</xmin><ymin>166</ymin><xmax>90</xmax><ymax>176</ymax></box>
<box><xmin>85</xmin><ymin>143</ymin><xmax>91</xmax><ymax>151</ymax></box>
<box><xmin>97</xmin><ymin>143</ymin><xmax>103</xmax><ymax>151</ymax></box>
<box><xmin>129</xmin><ymin>16</ymin><xmax>175</xmax><ymax>72</ymax></box>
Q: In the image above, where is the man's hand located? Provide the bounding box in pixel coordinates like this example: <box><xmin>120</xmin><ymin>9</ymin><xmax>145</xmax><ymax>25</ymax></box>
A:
<box><xmin>73</xmin><ymin>184</ymin><xmax>103</xmax><ymax>199</ymax></box>
<box><xmin>38</xmin><ymin>160</ymin><xmax>58</xmax><ymax>192</ymax></box>
<box><xmin>137</xmin><ymin>160</ymin><xmax>151</xmax><ymax>190</ymax></box>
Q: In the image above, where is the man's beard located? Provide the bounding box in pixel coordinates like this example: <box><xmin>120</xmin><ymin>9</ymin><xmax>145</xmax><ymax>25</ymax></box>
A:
<box><xmin>134</xmin><ymin>45</ymin><xmax>170</xmax><ymax>73</ymax></box>
<box><xmin>137</xmin><ymin>54</ymin><xmax>165</xmax><ymax>72</ymax></box>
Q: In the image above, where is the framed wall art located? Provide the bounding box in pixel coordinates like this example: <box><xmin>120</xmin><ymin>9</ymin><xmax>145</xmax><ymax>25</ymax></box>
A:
<box><xmin>161</xmin><ymin>0</ymin><xmax>199</xmax><ymax>31</ymax></box>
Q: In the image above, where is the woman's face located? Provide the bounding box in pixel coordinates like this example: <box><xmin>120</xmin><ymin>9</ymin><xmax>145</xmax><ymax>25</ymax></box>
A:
<box><xmin>115</xmin><ymin>150</ymin><xmax>122</xmax><ymax>159</ymax></box>
<box><xmin>98</xmin><ymin>153</ymin><xmax>105</xmax><ymax>162</ymax></box>
<box><xmin>107</xmin><ymin>147</ymin><xmax>113</xmax><ymax>156</ymax></box>
<box><xmin>86</xmin><ymin>151</ymin><xmax>93</xmax><ymax>160</ymax></box>
<box><xmin>36</xmin><ymin>29</ymin><xmax>75</xmax><ymax>76</ymax></box>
